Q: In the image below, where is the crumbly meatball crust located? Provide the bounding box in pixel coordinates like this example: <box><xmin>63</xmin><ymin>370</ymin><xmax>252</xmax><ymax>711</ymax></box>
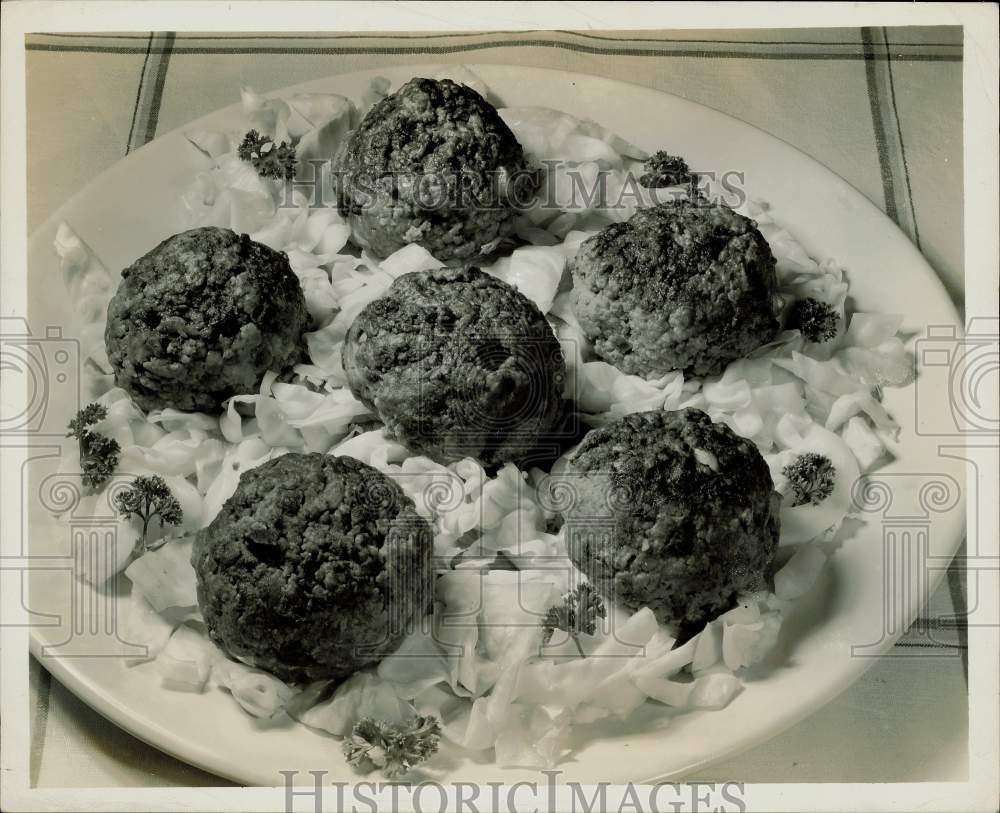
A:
<box><xmin>570</xmin><ymin>200</ymin><xmax>779</xmax><ymax>378</ymax></box>
<box><xmin>343</xmin><ymin>266</ymin><xmax>565</xmax><ymax>467</ymax></box>
<box><xmin>336</xmin><ymin>78</ymin><xmax>535</xmax><ymax>262</ymax></box>
<box><xmin>105</xmin><ymin>227</ymin><xmax>308</xmax><ymax>413</ymax></box>
<box><xmin>192</xmin><ymin>453</ymin><xmax>434</xmax><ymax>682</ymax></box>
<box><xmin>565</xmin><ymin>408</ymin><xmax>780</xmax><ymax>627</ymax></box>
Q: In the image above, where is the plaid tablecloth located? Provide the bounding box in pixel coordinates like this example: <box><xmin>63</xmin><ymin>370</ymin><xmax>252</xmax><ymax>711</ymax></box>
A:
<box><xmin>25</xmin><ymin>27</ymin><xmax>967</xmax><ymax>787</ymax></box>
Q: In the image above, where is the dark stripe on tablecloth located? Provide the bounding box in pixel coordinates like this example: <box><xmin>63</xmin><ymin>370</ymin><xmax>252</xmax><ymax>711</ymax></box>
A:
<box><xmin>30</xmin><ymin>30</ymin><xmax>964</xmax><ymax>47</ymax></box>
<box><xmin>946</xmin><ymin>553</ymin><xmax>969</xmax><ymax>681</ymax></box>
<box><xmin>142</xmin><ymin>32</ymin><xmax>175</xmax><ymax>145</ymax></box>
<box><xmin>29</xmin><ymin>656</ymin><xmax>52</xmax><ymax>787</ymax></box>
<box><xmin>882</xmin><ymin>27</ymin><xmax>922</xmax><ymax>248</ymax></box>
<box><xmin>126</xmin><ymin>32</ymin><xmax>175</xmax><ymax>152</ymax></box>
<box><xmin>895</xmin><ymin>641</ymin><xmax>967</xmax><ymax>650</ymax></box>
<box><xmin>23</xmin><ymin>41</ymin><xmax>962</xmax><ymax>61</ymax></box>
<box><xmin>124</xmin><ymin>34</ymin><xmax>153</xmax><ymax>154</ymax></box>
<box><xmin>862</xmin><ymin>27</ymin><xmax>899</xmax><ymax>223</ymax></box>
<box><xmin>861</xmin><ymin>26</ymin><xmax>926</xmax><ymax>242</ymax></box>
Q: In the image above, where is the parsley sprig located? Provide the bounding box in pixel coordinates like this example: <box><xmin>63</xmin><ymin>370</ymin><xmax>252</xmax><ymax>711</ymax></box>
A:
<box><xmin>343</xmin><ymin>715</ymin><xmax>442</xmax><ymax>779</ymax></box>
<box><xmin>782</xmin><ymin>452</ymin><xmax>837</xmax><ymax>507</ymax></box>
<box><xmin>541</xmin><ymin>583</ymin><xmax>607</xmax><ymax>658</ymax></box>
<box><xmin>66</xmin><ymin>403</ymin><xmax>121</xmax><ymax>490</ymax></box>
<box><xmin>237</xmin><ymin>129</ymin><xmax>297</xmax><ymax>180</ymax></box>
<box><xmin>114</xmin><ymin>475</ymin><xmax>183</xmax><ymax>551</ymax></box>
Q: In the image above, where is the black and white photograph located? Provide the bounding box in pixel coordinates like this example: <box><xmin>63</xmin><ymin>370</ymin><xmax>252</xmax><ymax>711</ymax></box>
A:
<box><xmin>1</xmin><ymin>3</ymin><xmax>997</xmax><ymax>811</ymax></box>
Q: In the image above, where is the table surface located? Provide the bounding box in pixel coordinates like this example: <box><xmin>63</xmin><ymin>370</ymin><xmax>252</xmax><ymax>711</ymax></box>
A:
<box><xmin>24</xmin><ymin>26</ymin><xmax>967</xmax><ymax>787</ymax></box>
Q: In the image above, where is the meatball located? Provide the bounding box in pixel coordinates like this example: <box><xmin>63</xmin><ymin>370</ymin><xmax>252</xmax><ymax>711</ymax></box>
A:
<box><xmin>335</xmin><ymin>77</ymin><xmax>535</xmax><ymax>263</ymax></box>
<box><xmin>105</xmin><ymin>227</ymin><xmax>308</xmax><ymax>413</ymax></box>
<box><xmin>343</xmin><ymin>266</ymin><xmax>565</xmax><ymax>467</ymax></box>
<box><xmin>570</xmin><ymin>200</ymin><xmax>780</xmax><ymax>378</ymax></box>
<box><xmin>192</xmin><ymin>452</ymin><xmax>434</xmax><ymax>682</ymax></box>
<box><xmin>563</xmin><ymin>408</ymin><xmax>780</xmax><ymax>627</ymax></box>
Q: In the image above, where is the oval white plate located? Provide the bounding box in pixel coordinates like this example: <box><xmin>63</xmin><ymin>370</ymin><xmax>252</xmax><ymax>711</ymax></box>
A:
<box><xmin>27</xmin><ymin>64</ymin><xmax>964</xmax><ymax>786</ymax></box>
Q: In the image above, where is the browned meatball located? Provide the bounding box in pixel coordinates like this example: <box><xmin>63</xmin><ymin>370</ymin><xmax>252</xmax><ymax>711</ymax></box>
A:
<box><xmin>564</xmin><ymin>408</ymin><xmax>780</xmax><ymax>627</ymax></box>
<box><xmin>343</xmin><ymin>266</ymin><xmax>565</xmax><ymax>467</ymax></box>
<box><xmin>570</xmin><ymin>201</ymin><xmax>780</xmax><ymax>378</ymax></box>
<box><xmin>104</xmin><ymin>227</ymin><xmax>308</xmax><ymax>413</ymax></box>
<box><xmin>192</xmin><ymin>452</ymin><xmax>434</xmax><ymax>682</ymax></box>
<box><xmin>335</xmin><ymin>78</ymin><xmax>536</xmax><ymax>263</ymax></box>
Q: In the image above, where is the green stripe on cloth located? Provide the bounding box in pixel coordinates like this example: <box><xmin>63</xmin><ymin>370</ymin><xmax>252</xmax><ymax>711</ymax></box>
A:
<box><xmin>126</xmin><ymin>32</ymin><xmax>175</xmax><ymax>152</ymax></box>
<box><xmin>29</xmin><ymin>656</ymin><xmax>52</xmax><ymax>788</ymax></box>
<box><xmin>946</xmin><ymin>544</ymin><xmax>970</xmax><ymax>681</ymax></box>
<box><xmin>25</xmin><ymin>41</ymin><xmax>962</xmax><ymax>61</ymax></box>
<box><xmin>30</xmin><ymin>29</ymin><xmax>962</xmax><ymax>45</ymax></box>
<box><xmin>25</xmin><ymin>28</ymin><xmax>962</xmax><ymax>62</ymax></box>
<box><xmin>861</xmin><ymin>26</ymin><xmax>922</xmax><ymax>245</ymax></box>
<box><xmin>124</xmin><ymin>34</ymin><xmax>152</xmax><ymax>152</ymax></box>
